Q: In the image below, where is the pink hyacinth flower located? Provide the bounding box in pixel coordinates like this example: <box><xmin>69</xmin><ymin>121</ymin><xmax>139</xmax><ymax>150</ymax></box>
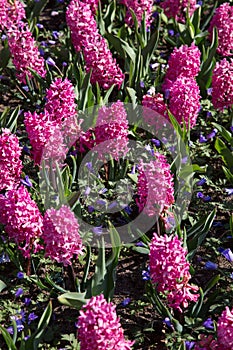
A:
<box><xmin>160</xmin><ymin>0</ymin><xmax>197</xmax><ymax>23</ymax></box>
<box><xmin>0</xmin><ymin>186</ymin><xmax>43</xmax><ymax>258</ymax></box>
<box><xmin>212</xmin><ymin>58</ymin><xmax>233</xmax><ymax>111</ymax></box>
<box><xmin>136</xmin><ymin>152</ymin><xmax>174</xmax><ymax>217</ymax></box>
<box><xmin>7</xmin><ymin>23</ymin><xmax>46</xmax><ymax>84</ymax></box>
<box><xmin>0</xmin><ymin>0</ymin><xmax>25</xmax><ymax>31</ymax></box>
<box><xmin>121</xmin><ymin>0</ymin><xmax>154</xmax><ymax>27</ymax></box>
<box><xmin>66</xmin><ymin>0</ymin><xmax>124</xmax><ymax>89</ymax></box>
<box><xmin>77</xmin><ymin>294</ymin><xmax>134</xmax><ymax>350</ymax></box>
<box><xmin>149</xmin><ymin>233</ymin><xmax>199</xmax><ymax>312</ymax></box>
<box><xmin>0</xmin><ymin>128</ymin><xmax>22</xmax><ymax>191</ymax></box>
<box><xmin>43</xmin><ymin>205</ymin><xmax>83</xmax><ymax>266</ymax></box>
<box><xmin>217</xmin><ymin>306</ymin><xmax>233</xmax><ymax>350</ymax></box>
<box><xmin>208</xmin><ymin>3</ymin><xmax>233</xmax><ymax>57</ymax></box>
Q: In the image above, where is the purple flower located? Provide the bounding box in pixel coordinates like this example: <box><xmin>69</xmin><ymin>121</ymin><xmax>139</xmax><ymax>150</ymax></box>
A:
<box><xmin>84</xmin><ymin>187</ymin><xmax>91</xmax><ymax>195</ymax></box>
<box><xmin>164</xmin><ymin>89</ymin><xmax>170</xmax><ymax>99</ymax></box>
<box><xmin>225</xmin><ymin>188</ymin><xmax>233</xmax><ymax>196</ymax></box>
<box><xmin>0</xmin><ymin>252</ymin><xmax>10</xmax><ymax>263</ymax></box>
<box><xmin>1</xmin><ymin>34</ymin><xmax>7</xmax><ymax>41</ymax></box>
<box><xmin>185</xmin><ymin>341</ymin><xmax>195</xmax><ymax>350</ymax></box>
<box><xmin>207</xmin><ymin>88</ymin><xmax>212</xmax><ymax>95</ymax></box>
<box><xmin>151</xmin><ymin>139</ymin><xmax>161</xmax><ymax>147</ymax></box>
<box><xmin>140</xmin><ymin>81</ymin><xmax>145</xmax><ymax>88</ymax></box>
<box><xmin>197</xmin><ymin>192</ymin><xmax>204</xmax><ymax>199</ymax></box>
<box><xmin>203</xmin><ymin>318</ymin><xmax>214</xmax><ymax>330</ymax></box>
<box><xmin>87</xmin><ymin>205</ymin><xmax>95</xmax><ymax>213</ymax></box>
<box><xmin>135</xmin><ymin>241</ymin><xmax>144</xmax><ymax>247</ymax></box>
<box><xmin>46</xmin><ymin>57</ymin><xmax>56</xmax><ymax>66</ymax></box>
<box><xmin>48</xmin><ymin>40</ymin><xmax>56</xmax><ymax>45</ymax></box>
<box><xmin>164</xmin><ymin>317</ymin><xmax>174</xmax><ymax>329</ymax></box>
<box><xmin>206</xmin><ymin>111</ymin><xmax>212</xmax><ymax>118</ymax></box>
<box><xmin>221</xmin><ymin>248</ymin><xmax>233</xmax><ymax>262</ymax></box>
<box><xmin>230</xmin><ymin>126</ymin><xmax>233</xmax><ymax>133</ymax></box>
<box><xmin>39</xmin><ymin>48</ymin><xmax>45</xmax><ymax>56</ymax></box>
<box><xmin>15</xmin><ymin>288</ymin><xmax>23</xmax><ymax>297</ymax></box>
<box><xmin>206</xmin><ymin>129</ymin><xmax>217</xmax><ymax>140</ymax></box>
<box><xmin>17</xmin><ymin>271</ymin><xmax>25</xmax><ymax>279</ymax></box>
<box><xmin>21</xmin><ymin>176</ymin><xmax>32</xmax><ymax>187</ymax></box>
<box><xmin>230</xmin><ymin>272</ymin><xmax>233</xmax><ymax>279</ymax></box>
<box><xmin>24</xmin><ymin>297</ymin><xmax>31</xmax><ymax>306</ymax></box>
<box><xmin>168</xmin><ymin>29</ymin><xmax>175</xmax><ymax>36</ymax></box>
<box><xmin>203</xmin><ymin>195</ymin><xmax>211</xmax><ymax>202</ymax></box>
<box><xmin>36</xmin><ymin>23</ymin><xmax>44</xmax><ymax>29</ymax></box>
<box><xmin>22</xmin><ymin>86</ymin><xmax>29</xmax><ymax>92</ymax></box>
<box><xmin>213</xmin><ymin>221</ymin><xmax>223</xmax><ymax>227</ymax></box>
<box><xmin>7</xmin><ymin>326</ymin><xmax>14</xmax><ymax>334</ymax></box>
<box><xmin>121</xmin><ymin>298</ymin><xmax>131</xmax><ymax>306</ymax></box>
<box><xmin>142</xmin><ymin>267</ymin><xmax>150</xmax><ymax>281</ymax></box>
<box><xmin>62</xmin><ymin>62</ymin><xmax>68</xmax><ymax>67</ymax></box>
<box><xmin>92</xmin><ymin>226</ymin><xmax>103</xmax><ymax>236</ymax></box>
<box><xmin>199</xmin><ymin>134</ymin><xmax>207</xmax><ymax>143</ymax></box>
<box><xmin>52</xmin><ymin>31</ymin><xmax>59</xmax><ymax>39</ymax></box>
<box><xmin>205</xmin><ymin>261</ymin><xmax>218</xmax><ymax>270</ymax></box>
<box><xmin>197</xmin><ymin>178</ymin><xmax>206</xmax><ymax>186</ymax></box>
<box><xmin>28</xmin><ymin>312</ymin><xmax>38</xmax><ymax>325</ymax></box>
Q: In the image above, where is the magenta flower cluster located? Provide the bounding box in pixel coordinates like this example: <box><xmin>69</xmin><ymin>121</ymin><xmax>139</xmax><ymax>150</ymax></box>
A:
<box><xmin>149</xmin><ymin>233</ymin><xmax>199</xmax><ymax>312</ymax></box>
<box><xmin>77</xmin><ymin>294</ymin><xmax>134</xmax><ymax>350</ymax></box>
<box><xmin>0</xmin><ymin>186</ymin><xmax>43</xmax><ymax>258</ymax></box>
<box><xmin>121</xmin><ymin>0</ymin><xmax>154</xmax><ymax>27</ymax></box>
<box><xmin>66</xmin><ymin>0</ymin><xmax>124</xmax><ymax>89</ymax></box>
<box><xmin>160</xmin><ymin>0</ymin><xmax>197</xmax><ymax>23</ymax></box>
<box><xmin>0</xmin><ymin>0</ymin><xmax>45</xmax><ymax>83</ymax></box>
<box><xmin>136</xmin><ymin>152</ymin><xmax>174</xmax><ymax>217</ymax></box>
<box><xmin>143</xmin><ymin>43</ymin><xmax>201</xmax><ymax>128</ymax></box>
<box><xmin>0</xmin><ymin>128</ymin><xmax>22</xmax><ymax>191</ymax></box>
<box><xmin>43</xmin><ymin>205</ymin><xmax>83</xmax><ymax>266</ymax></box>
<box><xmin>162</xmin><ymin>43</ymin><xmax>201</xmax><ymax>92</ymax></box>
<box><xmin>8</xmin><ymin>23</ymin><xmax>46</xmax><ymax>83</ymax></box>
<box><xmin>0</xmin><ymin>0</ymin><xmax>25</xmax><ymax>30</ymax></box>
<box><xmin>25</xmin><ymin>77</ymin><xmax>78</xmax><ymax>166</ymax></box>
<box><xmin>80</xmin><ymin>101</ymin><xmax>129</xmax><ymax>161</ymax></box>
<box><xmin>195</xmin><ymin>306</ymin><xmax>233</xmax><ymax>350</ymax></box>
<box><xmin>208</xmin><ymin>3</ymin><xmax>233</xmax><ymax>57</ymax></box>
<box><xmin>212</xmin><ymin>58</ymin><xmax>233</xmax><ymax>111</ymax></box>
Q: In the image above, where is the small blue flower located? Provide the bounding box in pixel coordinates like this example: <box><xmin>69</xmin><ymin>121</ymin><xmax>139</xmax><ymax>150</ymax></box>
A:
<box><xmin>230</xmin><ymin>272</ymin><xmax>233</xmax><ymax>279</ymax></box>
<box><xmin>46</xmin><ymin>57</ymin><xmax>56</xmax><ymax>66</ymax></box>
<box><xmin>142</xmin><ymin>267</ymin><xmax>150</xmax><ymax>281</ymax></box>
<box><xmin>203</xmin><ymin>318</ymin><xmax>214</xmax><ymax>330</ymax></box>
<box><xmin>92</xmin><ymin>226</ymin><xmax>103</xmax><ymax>236</ymax></box>
<box><xmin>87</xmin><ymin>205</ymin><xmax>95</xmax><ymax>213</ymax></box>
<box><xmin>22</xmin><ymin>85</ymin><xmax>29</xmax><ymax>92</ymax></box>
<box><xmin>135</xmin><ymin>241</ymin><xmax>144</xmax><ymax>247</ymax></box>
<box><xmin>121</xmin><ymin>298</ymin><xmax>131</xmax><ymax>306</ymax></box>
<box><xmin>15</xmin><ymin>288</ymin><xmax>24</xmax><ymax>297</ymax></box>
<box><xmin>221</xmin><ymin>248</ymin><xmax>233</xmax><ymax>262</ymax></box>
<box><xmin>140</xmin><ymin>81</ymin><xmax>145</xmax><ymax>88</ymax></box>
<box><xmin>62</xmin><ymin>61</ymin><xmax>68</xmax><ymax>67</ymax></box>
<box><xmin>206</xmin><ymin>111</ymin><xmax>212</xmax><ymax>118</ymax></box>
<box><xmin>203</xmin><ymin>195</ymin><xmax>211</xmax><ymax>202</ymax></box>
<box><xmin>199</xmin><ymin>134</ymin><xmax>207</xmax><ymax>143</ymax></box>
<box><xmin>17</xmin><ymin>271</ymin><xmax>25</xmax><ymax>279</ymax></box>
<box><xmin>124</xmin><ymin>206</ymin><xmax>132</xmax><ymax>215</ymax></box>
<box><xmin>164</xmin><ymin>317</ymin><xmax>174</xmax><ymax>329</ymax></box>
<box><xmin>204</xmin><ymin>261</ymin><xmax>218</xmax><ymax>270</ymax></box>
<box><xmin>0</xmin><ymin>252</ymin><xmax>10</xmax><ymax>263</ymax></box>
<box><xmin>24</xmin><ymin>297</ymin><xmax>31</xmax><ymax>306</ymax></box>
<box><xmin>164</xmin><ymin>89</ymin><xmax>170</xmax><ymax>99</ymax></box>
<box><xmin>28</xmin><ymin>312</ymin><xmax>38</xmax><ymax>325</ymax></box>
<box><xmin>185</xmin><ymin>340</ymin><xmax>195</xmax><ymax>350</ymax></box>
<box><xmin>168</xmin><ymin>29</ymin><xmax>175</xmax><ymax>36</ymax></box>
<box><xmin>52</xmin><ymin>31</ymin><xmax>59</xmax><ymax>39</ymax></box>
<box><xmin>197</xmin><ymin>192</ymin><xmax>204</xmax><ymax>199</ymax></box>
<box><xmin>206</xmin><ymin>129</ymin><xmax>217</xmax><ymax>140</ymax></box>
<box><xmin>84</xmin><ymin>187</ymin><xmax>91</xmax><ymax>195</ymax></box>
<box><xmin>21</xmin><ymin>175</ymin><xmax>32</xmax><ymax>187</ymax></box>
<box><xmin>39</xmin><ymin>48</ymin><xmax>45</xmax><ymax>56</ymax></box>
<box><xmin>212</xmin><ymin>221</ymin><xmax>223</xmax><ymax>228</ymax></box>
<box><xmin>151</xmin><ymin>139</ymin><xmax>161</xmax><ymax>147</ymax></box>
<box><xmin>1</xmin><ymin>34</ymin><xmax>7</xmax><ymax>40</ymax></box>
<box><xmin>207</xmin><ymin>88</ymin><xmax>212</xmax><ymax>95</ymax></box>
<box><xmin>196</xmin><ymin>178</ymin><xmax>206</xmax><ymax>186</ymax></box>
<box><xmin>225</xmin><ymin>188</ymin><xmax>233</xmax><ymax>196</ymax></box>
<box><xmin>48</xmin><ymin>40</ymin><xmax>56</xmax><ymax>45</ymax></box>
<box><xmin>230</xmin><ymin>126</ymin><xmax>233</xmax><ymax>133</ymax></box>
<box><xmin>6</xmin><ymin>326</ymin><xmax>14</xmax><ymax>334</ymax></box>
<box><xmin>36</xmin><ymin>23</ymin><xmax>44</xmax><ymax>29</ymax></box>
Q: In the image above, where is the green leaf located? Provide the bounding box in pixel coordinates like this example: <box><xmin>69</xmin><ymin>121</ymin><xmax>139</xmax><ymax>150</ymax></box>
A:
<box><xmin>132</xmin><ymin>246</ymin><xmax>149</xmax><ymax>255</ymax></box>
<box><xmin>0</xmin><ymin>326</ymin><xmax>17</xmax><ymax>350</ymax></box>
<box><xmin>58</xmin><ymin>292</ymin><xmax>88</xmax><ymax>309</ymax></box>
<box><xmin>187</xmin><ymin>209</ymin><xmax>216</xmax><ymax>259</ymax></box>
<box><xmin>190</xmin><ymin>287</ymin><xmax>204</xmax><ymax>318</ymax></box>
<box><xmin>203</xmin><ymin>275</ymin><xmax>220</xmax><ymax>296</ymax></box>
<box><xmin>0</xmin><ymin>279</ymin><xmax>7</xmax><ymax>292</ymax></box>
<box><xmin>105</xmin><ymin>33</ymin><xmax>136</xmax><ymax>63</ymax></box>
<box><xmin>29</xmin><ymin>0</ymin><xmax>49</xmax><ymax>19</ymax></box>
<box><xmin>215</xmin><ymin>138</ymin><xmax>233</xmax><ymax>173</ymax></box>
<box><xmin>212</xmin><ymin>123</ymin><xmax>233</xmax><ymax>148</ymax></box>
<box><xmin>30</xmin><ymin>301</ymin><xmax>53</xmax><ymax>350</ymax></box>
